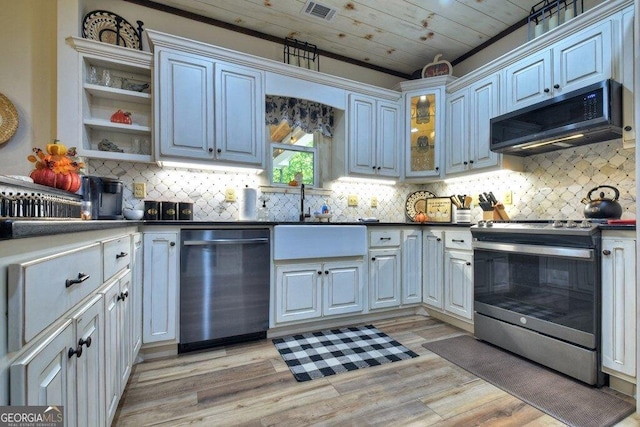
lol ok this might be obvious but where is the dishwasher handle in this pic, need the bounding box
[183,238,269,246]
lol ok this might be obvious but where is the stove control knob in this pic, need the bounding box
[580,220,592,228]
[552,220,564,228]
[477,220,486,227]
[566,220,577,228]
[486,220,494,227]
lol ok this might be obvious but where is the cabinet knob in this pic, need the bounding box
[602,249,611,255]
[436,238,441,242]
[170,242,176,246]
[118,290,129,301]
[553,84,560,89]
[68,346,83,359]
[372,166,376,170]
[217,148,222,154]
[116,251,128,259]
[79,337,92,348]
[466,262,472,266]
[371,257,376,261]
[469,160,474,164]
[544,88,550,93]
[208,148,214,153]
[463,161,468,165]
[317,271,323,275]
[624,126,632,132]
[377,166,381,170]
[435,166,439,171]
[324,270,329,275]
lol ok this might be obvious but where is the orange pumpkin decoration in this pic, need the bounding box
[415,212,428,223]
[110,109,132,125]
[27,140,84,193]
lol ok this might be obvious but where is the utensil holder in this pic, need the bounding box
[455,209,471,223]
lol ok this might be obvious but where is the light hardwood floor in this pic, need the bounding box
[114,315,640,426]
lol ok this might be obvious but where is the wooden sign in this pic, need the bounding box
[426,197,452,222]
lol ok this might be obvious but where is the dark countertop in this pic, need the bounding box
[0,219,473,240]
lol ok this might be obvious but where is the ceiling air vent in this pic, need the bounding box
[301,1,337,22]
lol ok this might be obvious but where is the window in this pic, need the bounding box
[271,129,317,186]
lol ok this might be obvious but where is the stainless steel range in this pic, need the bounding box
[471,220,605,386]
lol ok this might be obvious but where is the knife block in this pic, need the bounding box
[483,204,509,221]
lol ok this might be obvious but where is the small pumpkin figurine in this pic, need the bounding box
[415,211,428,223]
[110,109,132,125]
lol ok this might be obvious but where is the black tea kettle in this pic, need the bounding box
[582,185,623,219]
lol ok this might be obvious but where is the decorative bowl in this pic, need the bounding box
[123,209,144,220]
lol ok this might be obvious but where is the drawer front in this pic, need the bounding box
[369,230,401,248]
[8,243,102,350]
[445,231,472,251]
[103,235,132,281]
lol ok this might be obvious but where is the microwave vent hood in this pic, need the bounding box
[490,80,622,156]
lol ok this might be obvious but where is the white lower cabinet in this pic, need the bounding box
[601,233,636,382]
[102,271,133,424]
[423,230,444,309]
[275,260,364,324]
[369,228,422,310]
[10,294,105,427]
[142,231,179,344]
[423,229,473,322]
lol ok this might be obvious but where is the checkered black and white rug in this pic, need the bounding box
[273,324,419,382]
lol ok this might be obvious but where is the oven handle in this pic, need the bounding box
[472,241,594,259]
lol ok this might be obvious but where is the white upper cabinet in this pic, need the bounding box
[446,75,507,176]
[504,21,612,111]
[152,43,265,168]
[157,50,214,160]
[347,94,400,179]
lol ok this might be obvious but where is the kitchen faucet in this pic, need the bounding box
[299,183,310,222]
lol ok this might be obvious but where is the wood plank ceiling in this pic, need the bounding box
[131,0,549,77]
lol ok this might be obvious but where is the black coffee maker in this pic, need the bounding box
[82,176,124,220]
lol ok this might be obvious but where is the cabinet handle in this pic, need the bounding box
[466,262,472,266]
[624,126,632,131]
[79,337,92,348]
[217,148,222,154]
[544,88,550,93]
[118,290,129,301]
[379,237,391,241]
[208,148,214,153]
[170,242,176,246]
[116,251,128,259]
[66,272,90,288]
[602,249,611,255]
[553,84,560,89]
[68,346,83,359]
[452,239,465,243]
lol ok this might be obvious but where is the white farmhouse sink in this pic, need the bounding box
[274,225,367,260]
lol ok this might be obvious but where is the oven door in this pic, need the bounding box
[473,240,599,349]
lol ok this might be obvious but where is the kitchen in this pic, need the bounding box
[0,0,639,425]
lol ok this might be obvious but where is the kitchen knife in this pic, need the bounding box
[479,194,487,203]
[483,193,492,205]
[450,196,462,208]
[488,192,498,205]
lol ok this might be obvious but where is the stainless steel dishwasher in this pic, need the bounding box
[179,228,270,353]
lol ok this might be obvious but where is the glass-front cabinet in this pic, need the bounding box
[400,78,450,181]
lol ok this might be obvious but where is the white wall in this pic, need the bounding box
[0,1,56,177]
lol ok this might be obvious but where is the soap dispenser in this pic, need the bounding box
[321,200,330,214]
[257,200,270,221]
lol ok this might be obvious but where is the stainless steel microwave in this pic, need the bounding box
[490,79,622,156]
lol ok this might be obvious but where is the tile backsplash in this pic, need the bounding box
[88,139,635,223]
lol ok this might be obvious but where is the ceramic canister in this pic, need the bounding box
[161,201,177,220]
[178,202,193,220]
[143,200,159,220]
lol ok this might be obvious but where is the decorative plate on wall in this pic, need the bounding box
[405,190,436,221]
[0,93,19,145]
[82,10,143,50]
